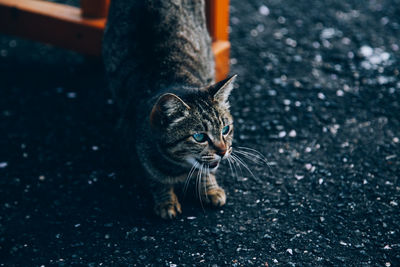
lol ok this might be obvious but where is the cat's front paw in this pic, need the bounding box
[204,187,226,207]
[154,199,182,219]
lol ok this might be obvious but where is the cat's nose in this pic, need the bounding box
[214,142,226,157]
[217,149,226,158]
[216,147,227,157]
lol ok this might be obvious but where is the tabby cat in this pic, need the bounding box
[103,0,236,219]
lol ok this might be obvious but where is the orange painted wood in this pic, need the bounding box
[0,0,230,79]
[206,0,230,79]
[213,41,230,82]
[206,0,230,42]
[81,0,109,18]
[0,0,105,56]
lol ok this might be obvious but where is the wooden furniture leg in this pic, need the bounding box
[206,0,231,81]
[0,0,230,79]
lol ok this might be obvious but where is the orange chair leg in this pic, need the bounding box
[206,0,231,81]
[0,0,230,80]
[81,0,110,18]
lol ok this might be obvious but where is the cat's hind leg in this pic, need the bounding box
[201,173,226,207]
[152,185,182,219]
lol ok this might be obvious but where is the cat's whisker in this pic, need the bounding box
[196,164,205,210]
[234,149,273,175]
[236,146,274,174]
[230,154,244,180]
[227,156,238,181]
[204,165,210,201]
[196,164,203,200]
[235,150,265,164]
[183,161,199,196]
[227,155,239,181]
[237,147,271,163]
[226,156,235,181]
[231,153,262,183]
[208,165,217,191]
[230,153,252,181]
[235,150,266,167]
[237,147,270,162]
[195,164,200,201]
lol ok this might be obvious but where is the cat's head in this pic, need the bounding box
[150,75,237,171]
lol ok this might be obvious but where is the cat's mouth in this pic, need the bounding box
[208,160,219,169]
[197,159,220,169]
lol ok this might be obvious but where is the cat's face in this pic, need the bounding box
[150,75,236,171]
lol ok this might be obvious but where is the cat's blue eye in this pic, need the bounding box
[193,133,206,142]
[222,125,230,135]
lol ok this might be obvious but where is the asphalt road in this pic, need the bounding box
[1,0,399,266]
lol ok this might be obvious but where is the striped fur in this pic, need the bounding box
[103,0,235,219]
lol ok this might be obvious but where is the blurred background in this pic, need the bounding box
[0,0,399,266]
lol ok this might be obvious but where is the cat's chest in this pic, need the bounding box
[164,174,188,184]
[164,168,205,185]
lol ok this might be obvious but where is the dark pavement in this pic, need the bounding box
[1,0,399,266]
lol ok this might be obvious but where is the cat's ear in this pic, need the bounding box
[209,74,237,108]
[150,93,190,128]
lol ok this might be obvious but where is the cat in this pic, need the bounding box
[103,0,236,219]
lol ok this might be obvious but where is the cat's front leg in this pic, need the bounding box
[201,173,226,207]
[151,183,182,219]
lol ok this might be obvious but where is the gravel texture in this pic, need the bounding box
[1,0,400,266]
